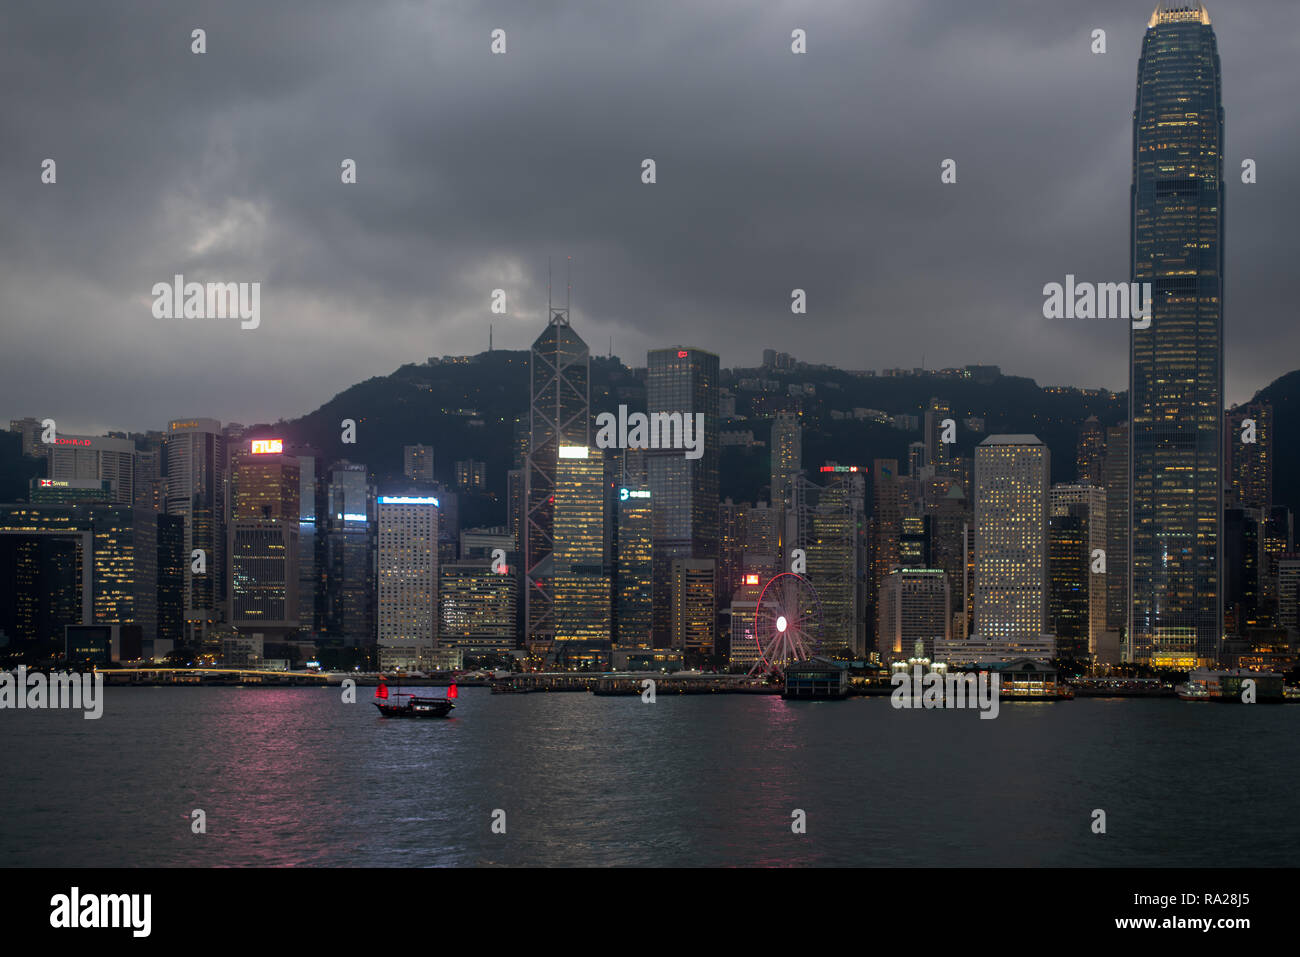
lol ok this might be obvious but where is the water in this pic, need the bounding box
[2,687,1295,866]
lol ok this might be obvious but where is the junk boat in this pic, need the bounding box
[373,677,457,718]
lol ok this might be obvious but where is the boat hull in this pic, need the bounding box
[373,698,454,718]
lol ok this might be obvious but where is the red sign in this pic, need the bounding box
[677,350,688,358]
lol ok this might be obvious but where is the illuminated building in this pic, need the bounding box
[455,459,486,491]
[615,485,654,649]
[227,442,300,640]
[1076,415,1105,486]
[403,444,434,484]
[1224,402,1271,513]
[647,346,719,647]
[974,435,1049,639]
[0,504,157,645]
[439,561,517,656]
[1129,2,1224,667]
[376,495,439,670]
[770,412,801,514]
[164,418,227,643]
[525,302,590,649]
[45,433,135,505]
[924,397,953,470]
[1103,422,1130,638]
[671,558,716,655]
[323,463,374,644]
[801,468,866,657]
[29,478,110,504]
[877,567,950,661]
[552,446,610,648]
[869,458,903,647]
[1049,484,1107,658]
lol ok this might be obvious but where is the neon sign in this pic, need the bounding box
[677,350,688,358]
[619,488,650,501]
[378,496,439,506]
[743,573,760,585]
[251,439,283,454]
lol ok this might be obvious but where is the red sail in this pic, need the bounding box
[447,683,458,699]
[375,681,388,700]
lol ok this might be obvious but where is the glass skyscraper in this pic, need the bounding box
[1129,2,1224,666]
[646,346,719,647]
[525,307,590,648]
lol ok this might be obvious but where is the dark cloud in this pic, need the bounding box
[2,0,1296,433]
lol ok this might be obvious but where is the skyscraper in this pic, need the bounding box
[323,462,374,644]
[646,346,719,646]
[974,435,1049,640]
[525,305,590,649]
[770,412,801,514]
[1049,484,1107,660]
[227,440,300,642]
[46,434,136,506]
[1129,2,1224,666]
[376,495,439,670]
[163,418,227,644]
[552,445,609,650]
[1224,401,1271,513]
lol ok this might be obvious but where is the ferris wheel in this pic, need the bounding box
[750,572,824,676]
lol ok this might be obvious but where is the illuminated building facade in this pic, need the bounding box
[647,347,719,647]
[525,306,590,648]
[615,486,654,649]
[1129,2,1224,666]
[975,435,1049,639]
[552,446,610,645]
[228,442,300,638]
[45,433,136,506]
[1049,484,1107,658]
[377,496,439,669]
[877,567,950,661]
[1224,402,1271,513]
[671,558,716,656]
[439,561,517,656]
[323,462,374,643]
[164,418,227,642]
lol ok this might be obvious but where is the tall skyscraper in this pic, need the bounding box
[646,346,719,646]
[974,435,1049,639]
[227,440,300,641]
[376,495,439,670]
[1130,2,1224,666]
[1049,484,1107,659]
[525,305,590,648]
[163,418,227,644]
[323,462,374,644]
[552,445,610,649]
[770,412,801,513]
[615,483,654,649]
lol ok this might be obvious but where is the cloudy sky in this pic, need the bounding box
[2,0,1297,434]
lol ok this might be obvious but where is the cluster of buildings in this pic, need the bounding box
[2,3,1295,677]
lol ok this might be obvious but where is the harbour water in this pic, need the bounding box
[2,686,1295,867]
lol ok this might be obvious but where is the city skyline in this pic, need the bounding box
[4,1,1299,436]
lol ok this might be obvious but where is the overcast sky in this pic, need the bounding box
[2,0,1297,434]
